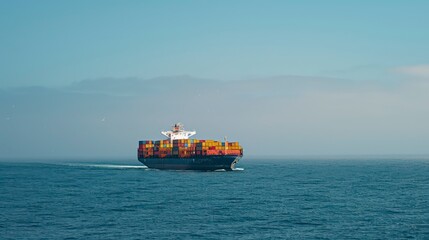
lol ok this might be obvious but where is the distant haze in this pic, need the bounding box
[1,75,429,160]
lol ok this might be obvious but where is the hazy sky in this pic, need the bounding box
[1,1,429,159]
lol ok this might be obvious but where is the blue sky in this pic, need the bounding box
[1,1,429,87]
[1,1,429,159]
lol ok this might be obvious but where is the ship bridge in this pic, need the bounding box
[161,123,196,140]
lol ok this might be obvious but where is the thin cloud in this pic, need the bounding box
[395,64,429,78]
[1,75,429,159]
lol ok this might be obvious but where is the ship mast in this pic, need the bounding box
[161,123,196,140]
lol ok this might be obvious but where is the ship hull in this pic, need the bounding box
[138,155,241,171]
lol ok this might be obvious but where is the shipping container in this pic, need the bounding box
[139,138,242,158]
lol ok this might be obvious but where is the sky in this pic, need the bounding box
[1,1,429,159]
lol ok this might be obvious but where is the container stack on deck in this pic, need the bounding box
[138,139,243,159]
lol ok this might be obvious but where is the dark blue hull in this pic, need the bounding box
[138,155,241,171]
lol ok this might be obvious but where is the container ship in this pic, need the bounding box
[137,123,243,170]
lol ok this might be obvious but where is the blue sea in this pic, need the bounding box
[1,158,428,239]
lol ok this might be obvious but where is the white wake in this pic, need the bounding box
[66,163,148,169]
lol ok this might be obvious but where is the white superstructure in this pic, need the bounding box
[161,123,196,140]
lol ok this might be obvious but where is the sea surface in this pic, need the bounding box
[1,158,428,239]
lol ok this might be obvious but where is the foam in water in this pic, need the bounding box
[66,163,148,169]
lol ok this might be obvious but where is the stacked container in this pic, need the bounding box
[138,139,243,158]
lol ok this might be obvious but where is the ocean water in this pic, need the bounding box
[1,159,428,239]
